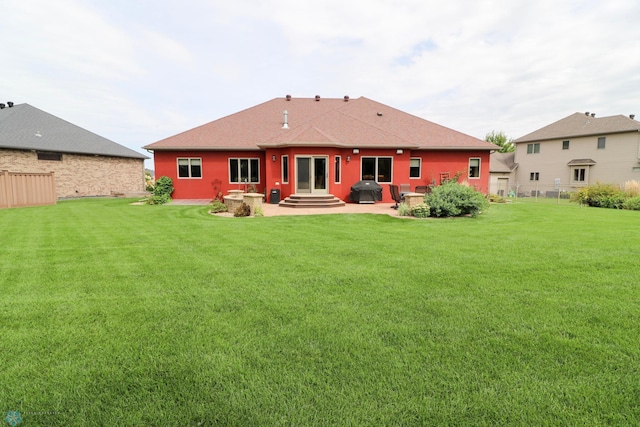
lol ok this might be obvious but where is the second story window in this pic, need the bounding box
[597,137,606,149]
[527,143,540,154]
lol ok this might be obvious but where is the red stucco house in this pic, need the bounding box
[143,96,497,203]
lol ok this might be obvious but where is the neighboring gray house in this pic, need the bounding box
[0,102,147,198]
[513,112,640,196]
[489,152,517,196]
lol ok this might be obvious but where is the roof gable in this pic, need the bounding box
[0,104,147,159]
[515,112,640,143]
[489,152,517,173]
[144,96,496,151]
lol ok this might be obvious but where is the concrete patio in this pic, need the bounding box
[169,199,403,217]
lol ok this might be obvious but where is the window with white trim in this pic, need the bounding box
[573,168,586,182]
[530,172,539,181]
[597,137,606,149]
[229,158,259,183]
[562,140,570,150]
[177,158,202,178]
[469,158,480,178]
[282,156,289,184]
[334,156,341,183]
[361,157,392,182]
[409,158,421,178]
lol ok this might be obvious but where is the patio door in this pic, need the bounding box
[296,156,328,194]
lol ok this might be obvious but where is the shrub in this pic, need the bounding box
[425,182,489,218]
[397,203,411,217]
[147,176,174,205]
[253,206,264,217]
[488,194,507,203]
[623,180,640,198]
[623,196,640,211]
[233,203,251,217]
[209,199,228,213]
[573,183,626,208]
[411,203,430,218]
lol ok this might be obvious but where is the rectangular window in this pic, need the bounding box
[562,140,570,150]
[282,155,289,183]
[573,168,586,182]
[334,156,341,183]
[177,158,202,178]
[409,158,421,178]
[530,172,539,181]
[597,137,606,149]
[469,158,480,178]
[361,157,392,182]
[229,158,259,183]
[37,152,62,161]
[527,143,540,154]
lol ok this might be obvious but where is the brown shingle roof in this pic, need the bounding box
[489,152,518,173]
[144,96,496,151]
[515,112,640,143]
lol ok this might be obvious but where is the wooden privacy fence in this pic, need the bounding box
[0,170,57,209]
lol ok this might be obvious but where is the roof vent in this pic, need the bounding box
[344,95,349,102]
[0,103,4,109]
[315,95,320,101]
[7,101,13,108]
[630,114,635,120]
[285,94,291,101]
[282,110,289,129]
[585,111,590,116]
[376,112,383,116]
[591,113,595,117]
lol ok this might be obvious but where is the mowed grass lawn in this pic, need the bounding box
[1,198,638,426]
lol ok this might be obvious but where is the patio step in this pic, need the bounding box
[279,194,346,208]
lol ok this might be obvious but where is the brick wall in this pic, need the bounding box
[0,149,145,198]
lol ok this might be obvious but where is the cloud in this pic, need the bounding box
[1,0,639,168]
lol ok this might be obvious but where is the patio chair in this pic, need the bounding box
[415,185,428,194]
[389,184,402,209]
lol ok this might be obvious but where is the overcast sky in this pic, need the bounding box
[2,0,639,168]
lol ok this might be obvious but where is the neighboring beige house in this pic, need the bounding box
[489,152,517,196]
[0,103,148,198]
[513,112,640,196]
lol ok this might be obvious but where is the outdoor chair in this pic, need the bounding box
[389,184,402,209]
[415,185,428,194]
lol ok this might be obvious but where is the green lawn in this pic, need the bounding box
[1,198,638,426]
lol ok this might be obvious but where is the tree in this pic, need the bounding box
[485,130,515,153]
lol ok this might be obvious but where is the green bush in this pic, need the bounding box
[209,199,228,213]
[488,194,507,203]
[397,203,411,217]
[425,182,489,218]
[253,206,264,217]
[623,196,640,210]
[147,176,174,205]
[233,203,251,217]
[573,183,625,208]
[411,203,430,218]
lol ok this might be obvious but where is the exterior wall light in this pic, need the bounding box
[346,155,351,162]
[272,155,277,161]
